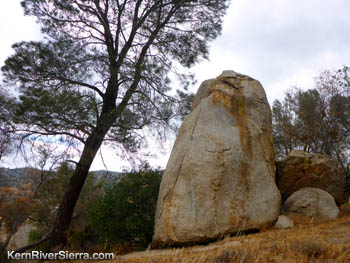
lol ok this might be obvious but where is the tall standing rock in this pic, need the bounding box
[152,71,281,247]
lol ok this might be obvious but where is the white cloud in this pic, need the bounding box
[1,0,350,170]
[191,0,350,104]
[0,1,41,69]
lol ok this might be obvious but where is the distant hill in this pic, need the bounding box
[0,168,34,188]
[0,168,122,188]
[90,170,123,186]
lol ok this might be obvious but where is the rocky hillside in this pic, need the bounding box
[0,168,122,188]
[89,170,122,186]
[0,168,33,188]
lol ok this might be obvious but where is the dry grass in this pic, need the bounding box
[117,215,350,263]
[11,212,350,263]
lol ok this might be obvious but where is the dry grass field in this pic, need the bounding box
[117,212,350,263]
[5,206,350,263]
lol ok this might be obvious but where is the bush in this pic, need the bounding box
[87,169,162,247]
[28,229,43,243]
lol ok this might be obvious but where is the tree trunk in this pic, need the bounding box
[0,229,17,255]
[47,113,115,249]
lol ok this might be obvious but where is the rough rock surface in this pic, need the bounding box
[152,70,281,247]
[274,215,294,229]
[276,150,346,204]
[7,221,35,250]
[283,187,340,223]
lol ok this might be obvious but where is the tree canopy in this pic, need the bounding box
[0,88,15,163]
[1,0,230,250]
[272,66,350,180]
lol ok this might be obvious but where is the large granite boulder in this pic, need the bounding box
[276,150,346,204]
[282,187,340,223]
[7,220,35,250]
[152,70,281,247]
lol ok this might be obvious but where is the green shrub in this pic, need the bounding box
[28,229,43,243]
[27,228,47,250]
[87,169,162,247]
[67,229,90,249]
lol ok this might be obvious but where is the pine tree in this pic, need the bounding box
[1,0,230,250]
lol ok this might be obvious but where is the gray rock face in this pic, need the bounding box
[276,150,346,204]
[283,187,340,223]
[152,70,281,247]
[274,215,294,229]
[7,220,35,250]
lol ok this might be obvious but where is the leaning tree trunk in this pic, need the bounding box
[0,229,17,255]
[47,111,116,249]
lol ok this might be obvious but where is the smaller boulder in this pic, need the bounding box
[283,187,340,223]
[274,215,294,229]
[276,150,345,204]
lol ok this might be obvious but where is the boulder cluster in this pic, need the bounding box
[152,71,346,247]
[276,150,344,226]
[276,150,345,205]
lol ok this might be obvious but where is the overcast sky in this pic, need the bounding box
[1,0,350,171]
